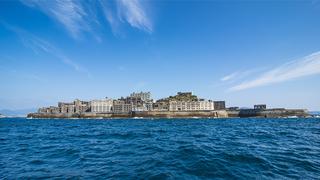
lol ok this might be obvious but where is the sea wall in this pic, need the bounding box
[133,110,228,118]
[27,112,130,119]
[28,109,309,119]
[227,109,309,118]
[27,110,228,119]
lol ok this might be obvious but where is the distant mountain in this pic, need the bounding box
[0,108,37,117]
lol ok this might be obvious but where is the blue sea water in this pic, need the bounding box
[0,118,320,179]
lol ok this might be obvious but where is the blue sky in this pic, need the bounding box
[1,0,320,111]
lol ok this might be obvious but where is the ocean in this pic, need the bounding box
[1,118,319,179]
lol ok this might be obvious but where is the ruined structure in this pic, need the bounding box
[28,91,309,119]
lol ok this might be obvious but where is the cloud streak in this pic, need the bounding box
[221,72,239,82]
[229,51,320,91]
[21,0,152,39]
[100,0,152,34]
[25,35,90,76]
[5,24,90,76]
[117,0,152,33]
[22,0,92,39]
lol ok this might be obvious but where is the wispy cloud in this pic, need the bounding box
[21,0,93,39]
[100,0,152,34]
[229,51,320,91]
[21,0,152,39]
[4,24,90,76]
[25,35,90,76]
[221,72,239,82]
[221,68,267,84]
[99,0,121,35]
[116,0,152,33]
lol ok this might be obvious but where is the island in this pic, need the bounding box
[27,91,309,119]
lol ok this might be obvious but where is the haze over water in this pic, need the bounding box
[1,118,320,179]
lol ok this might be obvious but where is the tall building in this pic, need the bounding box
[74,99,90,113]
[58,100,90,114]
[38,106,59,114]
[130,91,151,102]
[127,92,154,111]
[58,102,75,114]
[213,101,226,110]
[90,98,113,113]
[113,100,132,113]
[145,101,153,111]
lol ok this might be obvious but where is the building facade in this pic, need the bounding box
[113,100,132,113]
[90,99,113,113]
[153,101,169,111]
[58,102,75,114]
[38,106,60,114]
[58,100,90,114]
[34,92,228,115]
[130,91,151,102]
[213,101,226,110]
[74,99,90,113]
[169,100,214,111]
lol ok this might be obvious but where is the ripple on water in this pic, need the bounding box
[1,118,320,179]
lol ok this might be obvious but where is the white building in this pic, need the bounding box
[90,99,113,113]
[131,102,153,112]
[169,100,214,111]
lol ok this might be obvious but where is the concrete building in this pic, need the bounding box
[58,100,90,114]
[113,100,132,113]
[38,106,60,114]
[130,91,151,102]
[153,101,169,111]
[130,102,153,111]
[125,96,144,106]
[169,100,214,111]
[214,101,226,110]
[111,92,154,113]
[254,104,267,110]
[58,102,74,114]
[33,92,229,116]
[74,99,90,113]
[90,98,113,113]
[145,102,153,111]
[126,94,154,112]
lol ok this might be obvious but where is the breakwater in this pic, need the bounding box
[133,110,228,118]
[27,110,228,118]
[227,109,308,118]
[27,109,309,118]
